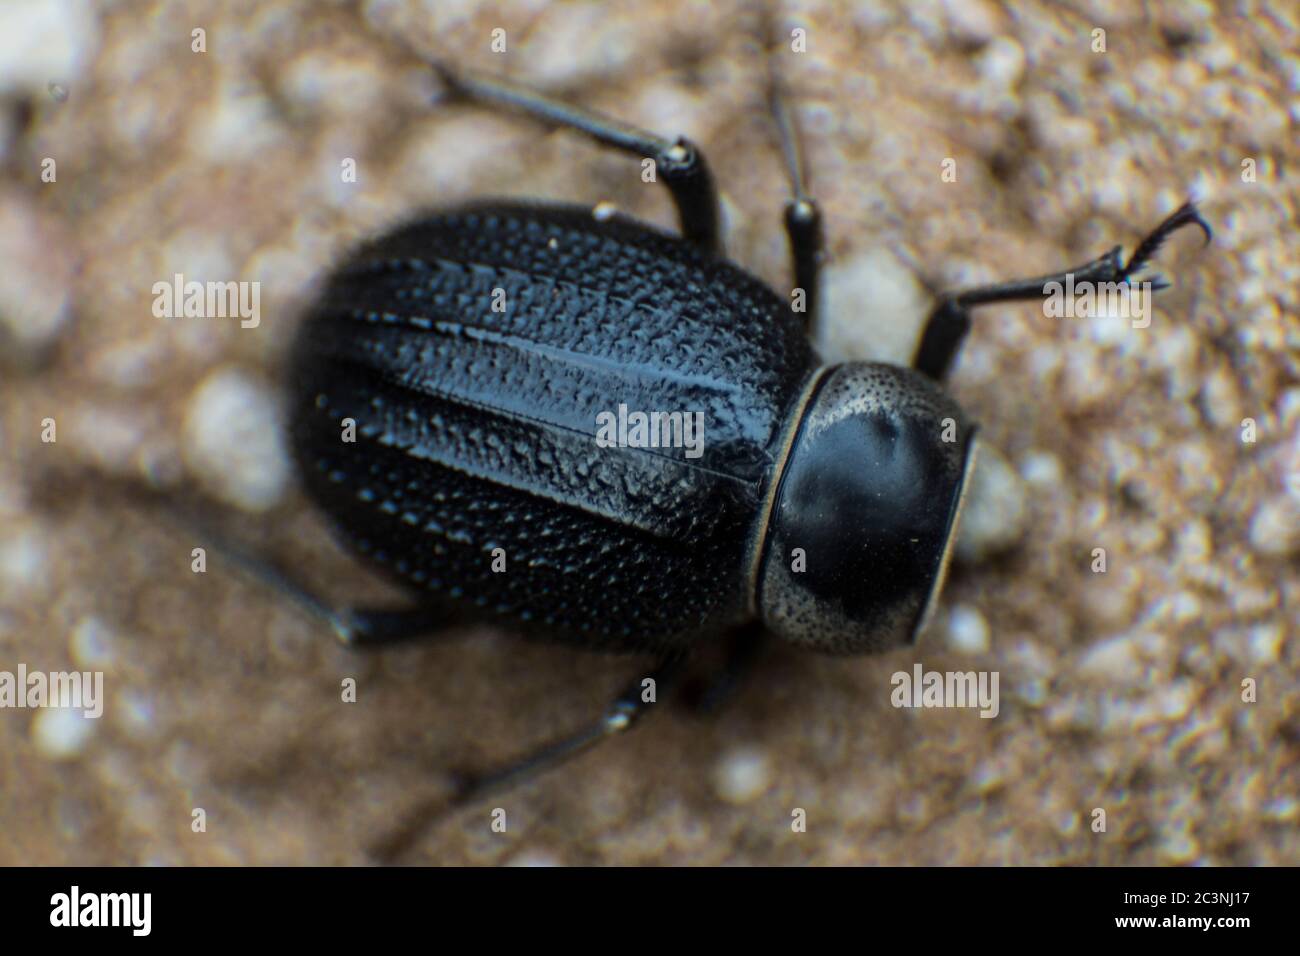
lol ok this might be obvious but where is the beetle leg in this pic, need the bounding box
[432,61,721,253]
[368,652,690,862]
[767,53,824,334]
[254,565,449,647]
[784,199,824,334]
[686,621,768,715]
[182,514,451,647]
[247,562,454,647]
[262,569,454,647]
[912,299,973,382]
[913,201,1212,380]
[329,605,450,647]
[448,651,689,804]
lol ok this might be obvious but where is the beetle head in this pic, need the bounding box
[757,362,977,653]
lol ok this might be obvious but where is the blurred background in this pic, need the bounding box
[0,0,1296,864]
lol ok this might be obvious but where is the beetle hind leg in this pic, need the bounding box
[450,652,689,803]
[913,200,1212,381]
[432,61,721,253]
[368,652,691,862]
[184,513,452,647]
[684,621,768,715]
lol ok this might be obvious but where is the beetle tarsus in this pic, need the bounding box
[914,200,1213,380]
[1118,199,1213,281]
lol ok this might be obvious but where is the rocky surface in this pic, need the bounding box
[0,0,1296,865]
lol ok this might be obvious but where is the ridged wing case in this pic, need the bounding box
[290,202,815,651]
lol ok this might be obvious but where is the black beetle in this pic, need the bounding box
[276,62,1210,806]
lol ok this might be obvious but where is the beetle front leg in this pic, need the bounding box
[784,198,824,333]
[913,201,1212,381]
[433,62,721,253]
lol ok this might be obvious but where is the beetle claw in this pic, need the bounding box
[1120,199,1212,281]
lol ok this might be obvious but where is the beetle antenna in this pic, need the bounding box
[760,6,811,202]
[767,66,809,202]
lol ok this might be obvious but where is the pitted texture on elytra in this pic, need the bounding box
[291,202,815,650]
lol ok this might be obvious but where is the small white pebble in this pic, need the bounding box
[116,690,156,738]
[182,366,290,512]
[592,201,618,221]
[1055,811,1080,836]
[0,0,99,98]
[1158,826,1199,864]
[977,37,1025,88]
[69,404,150,474]
[955,443,1027,563]
[88,336,165,389]
[1018,450,1063,487]
[506,850,562,867]
[820,247,928,365]
[69,615,116,669]
[943,0,999,44]
[1247,622,1282,664]
[946,604,990,654]
[1248,497,1300,556]
[712,746,772,804]
[186,80,283,161]
[1262,797,1298,821]
[1014,678,1048,708]
[1077,633,1140,680]
[31,708,96,759]
[0,526,48,597]
[1150,682,1195,723]
[971,759,1006,793]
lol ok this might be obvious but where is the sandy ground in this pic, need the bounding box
[0,0,1297,865]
